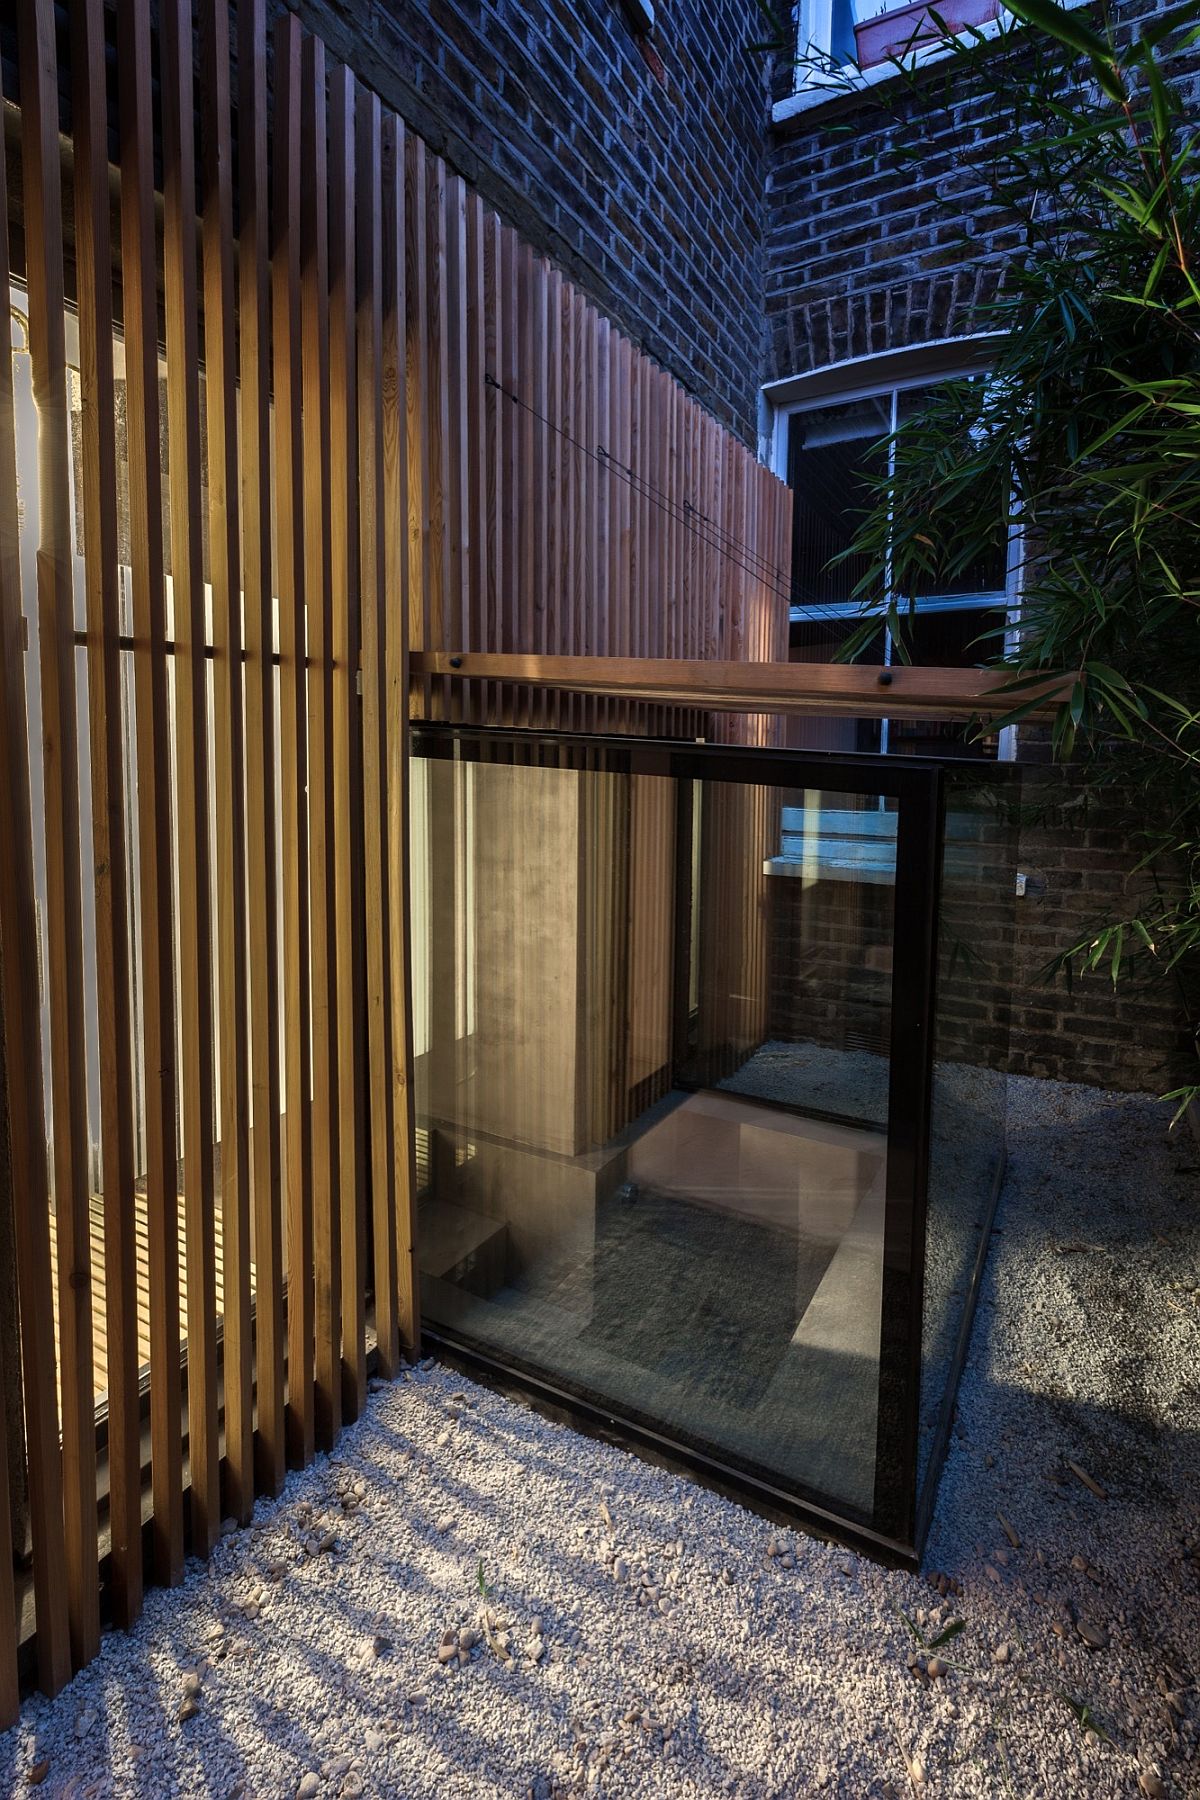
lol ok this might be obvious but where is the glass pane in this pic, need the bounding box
[896,382,1008,599]
[788,396,891,612]
[919,765,1020,1503]
[413,747,899,1522]
[886,607,1005,760]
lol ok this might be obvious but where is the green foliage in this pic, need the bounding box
[794,1,1200,1100]
[892,1601,968,1648]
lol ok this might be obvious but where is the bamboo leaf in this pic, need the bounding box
[1004,0,1111,60]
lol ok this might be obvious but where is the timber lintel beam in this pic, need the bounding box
[410,652,1070,723]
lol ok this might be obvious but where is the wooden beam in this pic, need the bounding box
[409,652,1068,723]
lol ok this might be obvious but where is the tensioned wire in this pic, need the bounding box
[483,371,855,631]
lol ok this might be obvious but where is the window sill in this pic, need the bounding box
[771,0,1091,124]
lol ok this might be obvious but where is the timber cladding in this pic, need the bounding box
[0,0,791,1705]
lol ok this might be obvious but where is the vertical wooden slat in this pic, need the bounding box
[383,110,420,1354]
[531,259,550,703]
[615,336,632,727]
[499,229,519,692]
[301,33,341,1455]
[594,314,610,727]
[161,0,220,1559]
[118,0,184,1588]
[405,131,430,716]
[465,194,488,682]
[543,267,562,729]
[483,209,502,726]
[239,0,286,1501]
[272,12,315,1471]
[19,0,100,1665]
[199,0,253,1524]
[444,175,469,721]
[559,281,576,733]
[360,91,398,1377]
[329,63,366,1423]
[516,243,535,727]
[426,158,450,721]
[0,32,71,1696]
[0,1309,17,1723]
[72,0,141,1629]
[570,293,587,731]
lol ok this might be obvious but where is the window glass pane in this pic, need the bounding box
[896,382,1008,599]
[886,607,1003,759]
[788,395,890,612]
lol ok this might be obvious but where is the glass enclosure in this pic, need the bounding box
[411,726,1020,1557]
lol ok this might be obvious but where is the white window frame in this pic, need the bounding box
[761,336,1022,758]
[773,0,1092,121]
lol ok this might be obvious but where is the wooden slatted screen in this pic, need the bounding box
[0,0,790,1703]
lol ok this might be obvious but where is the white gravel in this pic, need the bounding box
[1,1074,1197,1799]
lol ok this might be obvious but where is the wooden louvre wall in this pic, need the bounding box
[403,154,791,741]
[0,0,791,1706]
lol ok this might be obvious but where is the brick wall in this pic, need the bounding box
[288,0,773,442]
[762,11,1198,1094]
[1008,768,1197,1091]
[763,777,1196,1094]
[764,2,1199,381]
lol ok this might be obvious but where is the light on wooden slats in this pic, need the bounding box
[425,156,449,721]
[272,12,315,1472]
[381,108,420,1354]
[0,49,71,1698]
[498,226,519,706]
[357,88,398,1377]
[18,0,100,1667]
[464,193,488,713]
[443,173,469,725]
[516,244,537,729]
[161,0,220,1561]
[328,62,366,1423]
[0,1287,18,1723]
[300,31,341,1455]
[70,0,141,1629]
[239,0,286,1503]
[199,0,253,1525]
[117,0,184,1587]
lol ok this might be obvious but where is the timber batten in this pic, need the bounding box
[410,653,1067,723]
[0,0,795,1696]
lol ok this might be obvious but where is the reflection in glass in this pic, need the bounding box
[918,768,1019,1511]
[413,749,899,1521]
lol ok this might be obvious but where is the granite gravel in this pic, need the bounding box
[0,1073,1196,1799]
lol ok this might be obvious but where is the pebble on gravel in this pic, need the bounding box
[0,1078,1192,1800]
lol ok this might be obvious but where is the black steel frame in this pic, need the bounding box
[411,722,998,1562]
